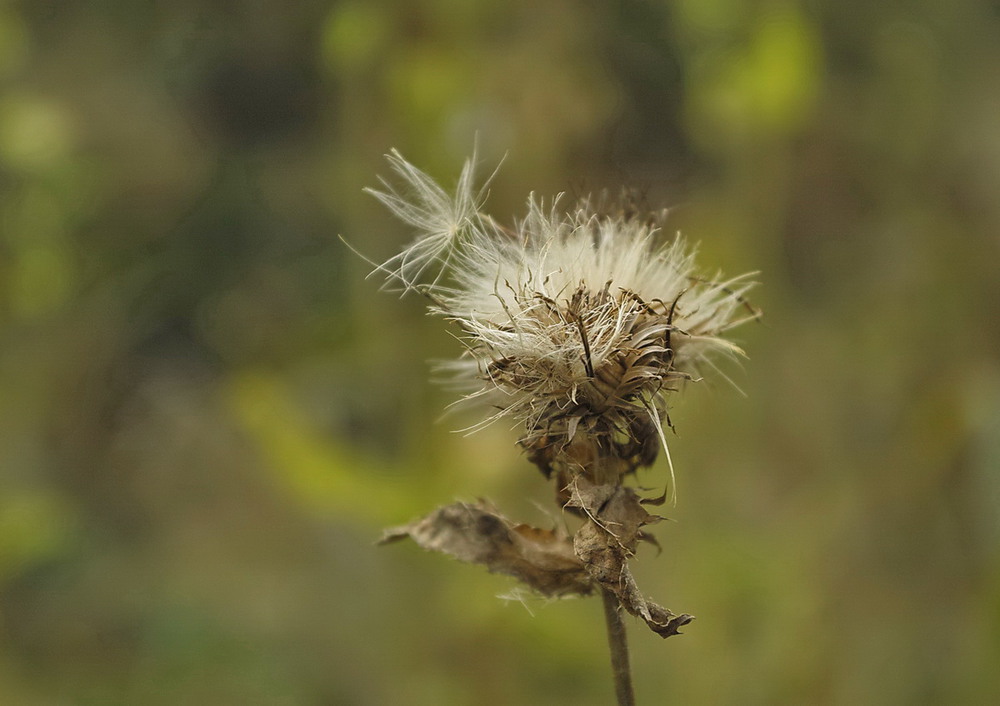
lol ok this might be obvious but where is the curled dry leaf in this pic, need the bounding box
[380,501,593,598]
[567,477,695,638]
[381,493,693,638]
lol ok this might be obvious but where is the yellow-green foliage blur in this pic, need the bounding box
[1,1,998,704]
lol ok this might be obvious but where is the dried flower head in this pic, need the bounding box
[365,150,758,493]
[367,150,763,655]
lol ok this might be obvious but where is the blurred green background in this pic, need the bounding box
[1,0,998,704]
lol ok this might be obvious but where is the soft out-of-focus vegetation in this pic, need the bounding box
[1,1,998,704]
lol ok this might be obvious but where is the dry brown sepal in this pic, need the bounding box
[381,490,693,638]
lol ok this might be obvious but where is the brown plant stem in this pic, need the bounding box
[602,588,635,706]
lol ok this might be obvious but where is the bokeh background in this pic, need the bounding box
[1,0,999,704]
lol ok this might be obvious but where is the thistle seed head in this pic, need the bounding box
[365,152,759,488]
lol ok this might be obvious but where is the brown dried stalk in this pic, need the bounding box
[603,589,635,706]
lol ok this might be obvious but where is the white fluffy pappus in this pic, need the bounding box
[364,150,759,492]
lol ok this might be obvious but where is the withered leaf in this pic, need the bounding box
[569,479,693,638]
[380,501,594,598]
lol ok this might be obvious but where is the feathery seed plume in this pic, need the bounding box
[365,151,758,493]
